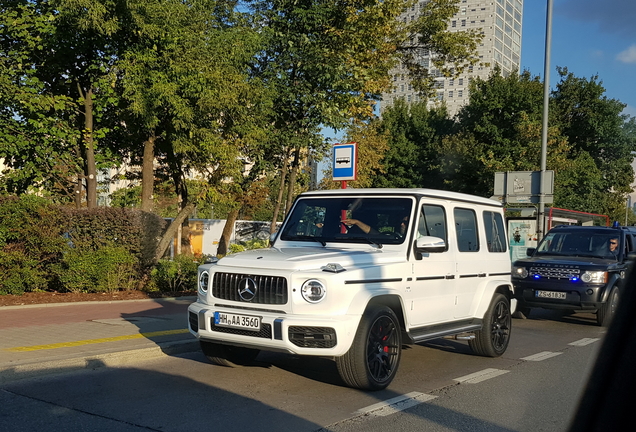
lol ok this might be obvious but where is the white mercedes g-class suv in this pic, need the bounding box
[188,188,514,390]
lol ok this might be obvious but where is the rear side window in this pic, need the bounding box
[483,211,507,252]
[454,208,479,252]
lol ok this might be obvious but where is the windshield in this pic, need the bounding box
[535,230,620,259]
[279,196,414,246]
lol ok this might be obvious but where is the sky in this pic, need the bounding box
[319,0,636,179]
[521,0,636,117]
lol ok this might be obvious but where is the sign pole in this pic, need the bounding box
[333,143,357,233]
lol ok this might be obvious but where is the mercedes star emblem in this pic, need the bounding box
[238,277,258,302]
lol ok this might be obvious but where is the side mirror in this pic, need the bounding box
[526,247,536,256]
[414,236,446,253]
[269,232,278,244]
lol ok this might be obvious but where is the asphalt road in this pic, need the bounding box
[1,309,605,432]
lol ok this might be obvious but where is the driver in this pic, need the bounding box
[340,217,378,235]
[609,237,619,256]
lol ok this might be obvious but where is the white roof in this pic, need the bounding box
[301,188,502,207]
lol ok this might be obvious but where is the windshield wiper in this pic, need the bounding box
[290,235,326,246]
[348,236,383,249]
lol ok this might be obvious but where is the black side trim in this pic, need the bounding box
[406,319,483,344]
[345,278,402,285]
[489,272,511,276]
[459,274,479,279]
[416,276,445,281]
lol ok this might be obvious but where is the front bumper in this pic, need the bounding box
[514,280,605,311]
[187,301,361,357]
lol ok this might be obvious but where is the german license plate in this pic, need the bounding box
[535,290,566,299]
[214,312,261,331]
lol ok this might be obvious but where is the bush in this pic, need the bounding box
[62,207,166,268]
[0,195,68,295]
[0,251,49,295]
[55,246,137,293]
[150,254,199,293]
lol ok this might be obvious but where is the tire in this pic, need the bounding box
[597,286,619,327]
[469,293,512,357]
[336,306,402,391]
[200,341,260,367]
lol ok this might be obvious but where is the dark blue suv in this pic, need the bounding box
[512,225,636,326]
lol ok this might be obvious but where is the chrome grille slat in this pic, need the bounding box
[530,265,581,280]
[212,272,288,305]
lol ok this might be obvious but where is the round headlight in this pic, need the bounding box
[513,266,528,278]
[301,279,326,303]
[198,270,209,294]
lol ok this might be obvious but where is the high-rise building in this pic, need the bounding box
[381,0,523,116]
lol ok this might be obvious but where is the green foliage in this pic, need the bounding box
[372,99,454,188]
[63,207,166,268]
[226,238,269,255]
[228,243,246,254]
[0,250,49,295]
[109,186,142,208]
[55,246,137,293]
[150,255,199,293]
[370,67,636,223]
[0,195,68,294]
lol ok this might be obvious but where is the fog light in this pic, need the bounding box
[586,289,594,295]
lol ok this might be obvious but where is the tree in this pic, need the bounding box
[0,1,82,200]
[250,0,413,229]
[371,98,453,188]
[551,67,636,219]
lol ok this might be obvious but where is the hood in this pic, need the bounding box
[514,255,618,267]
[215,246,405,272]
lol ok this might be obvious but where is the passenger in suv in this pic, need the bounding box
[188,188,515,390]
[512,225,636,326]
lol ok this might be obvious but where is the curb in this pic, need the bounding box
[0,339,200,385]
[0,296,197,311]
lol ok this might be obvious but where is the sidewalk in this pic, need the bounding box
[0,296,199,384]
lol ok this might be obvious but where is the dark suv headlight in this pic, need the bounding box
[512,266,528,278]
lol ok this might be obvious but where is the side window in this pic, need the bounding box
[418,204,448,248]
[483,211,507,252]
[454,208,479,252]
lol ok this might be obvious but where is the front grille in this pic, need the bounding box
[210,321,272,339]
[289,326,337,348]
[530,265,581,280]
[212,272,288,305]
[189,312,198,331]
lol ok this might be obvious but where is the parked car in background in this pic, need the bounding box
[188,188,515,390]
[512,224,636,326]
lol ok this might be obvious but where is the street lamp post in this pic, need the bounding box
[538,0,553,242]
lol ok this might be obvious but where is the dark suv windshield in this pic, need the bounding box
[280,196,414,246]
[535,230,620,259]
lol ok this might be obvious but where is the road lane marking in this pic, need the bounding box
[521,351,563,361]
[356,392,437,417]
[569,338,600,346]
[5,329,189,352]
[453,368,509,384]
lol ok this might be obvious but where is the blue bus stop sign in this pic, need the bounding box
[332,142,357,181]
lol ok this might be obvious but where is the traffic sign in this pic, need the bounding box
[332,142,357,181]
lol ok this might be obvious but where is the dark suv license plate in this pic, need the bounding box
[535,290,566,299]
